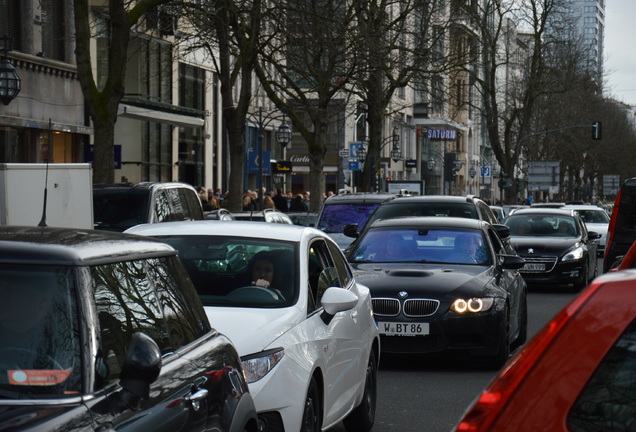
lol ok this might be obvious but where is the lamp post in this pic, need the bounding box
[247,108,292,210]
[0,36,21,106]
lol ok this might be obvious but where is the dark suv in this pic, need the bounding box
[316,192,398,249]
[345,195,499,239]
[604,177,636,272]
[93,182,204,232]
[0,227,258,432]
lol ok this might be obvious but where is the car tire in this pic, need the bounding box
[343,350,377,432]
[573,263,589,292]
[301,377,322,432]
[511,293,528,351]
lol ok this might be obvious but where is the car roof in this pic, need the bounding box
[0,226,176,265]
[562,205,606,211]
[126,220,326,242]
[383,195,483,204]
[368,216,487,230]
[322,192,398,205]
[93,182,197,191]
[506,208,575,216]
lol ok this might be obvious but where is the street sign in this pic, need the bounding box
[349,161,361,171]
[339,149,349,157]
[480,166,491,177]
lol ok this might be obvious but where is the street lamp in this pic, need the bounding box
[248,108,292,210]
[0,36,21,106]
[356,128,401,163]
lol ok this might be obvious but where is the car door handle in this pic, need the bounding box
[351,310,359,323]
[186,388,209,411]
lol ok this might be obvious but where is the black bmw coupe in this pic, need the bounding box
[346,216,527,367]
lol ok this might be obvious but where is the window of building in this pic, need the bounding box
[41,0,68,62]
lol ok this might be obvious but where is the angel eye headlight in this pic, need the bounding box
[451,298,495,314]
[241,348,284,383]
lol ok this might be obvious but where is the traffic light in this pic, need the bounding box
[592,121,602,140]
[444,153,456,182]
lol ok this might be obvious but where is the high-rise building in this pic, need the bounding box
[569,0,605,86]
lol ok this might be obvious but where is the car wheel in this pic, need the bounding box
[510,293,527,351]
[343,350,377,432]
[573,263,589,292]
[488,304,510,369]
[301,377,321,432]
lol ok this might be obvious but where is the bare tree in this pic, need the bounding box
[253,0,358,211]
[73,0,177,184]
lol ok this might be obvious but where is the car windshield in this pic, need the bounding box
[0,265,81,397]
[156,236,298,308]
[316,203,380,233]
[349,228,491,265]
[505,214,579,237]
[93,189,150,231]
[366,202,479,228]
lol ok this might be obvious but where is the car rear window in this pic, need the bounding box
[317,203,381,233]
[93,189,150,231]
[366,202,479,228]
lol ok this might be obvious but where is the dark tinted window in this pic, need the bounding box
[308,240,340,314]
[367,201,479,228]
[92,260,171,385]
[568,319,636,431]
[179,188,204,220]
[155,188,185,222]
[93,189,150,231]
[0,265,81,396]
[147,256,210,348]
[327,240,352,287]
[317,203,381,233]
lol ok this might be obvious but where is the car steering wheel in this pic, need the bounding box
[230,286,284,301]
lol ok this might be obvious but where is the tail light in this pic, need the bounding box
[454,281,602,432]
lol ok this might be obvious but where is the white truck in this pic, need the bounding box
[0,163,93,229]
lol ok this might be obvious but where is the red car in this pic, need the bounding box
[454,269,636,432]
[609,238,636,271]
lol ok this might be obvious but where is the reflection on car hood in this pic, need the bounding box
[510,237,580,256]
[204,307,302,356]
[350,263,496,298]
[0,402,87,430]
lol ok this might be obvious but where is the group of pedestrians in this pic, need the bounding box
[198,186,329,212]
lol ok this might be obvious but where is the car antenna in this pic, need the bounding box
[38,158,50,227]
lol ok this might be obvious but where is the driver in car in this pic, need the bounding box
[249,251,283,298]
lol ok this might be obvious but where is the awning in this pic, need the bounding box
[118,104,204,128]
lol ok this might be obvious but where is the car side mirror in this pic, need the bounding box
[119,332,162,410]
[343,224,359,238]
[321,287,358,321]
[499,254,526,270]
[492,224,510,239]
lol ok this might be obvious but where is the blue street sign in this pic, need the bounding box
[349,161,360,171]
[480,166,491,177]
[247,151,271,174]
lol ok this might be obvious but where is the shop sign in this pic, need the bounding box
[427,129,456,140]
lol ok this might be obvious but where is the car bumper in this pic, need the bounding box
[375,300,506,358]
[519,259,586,285]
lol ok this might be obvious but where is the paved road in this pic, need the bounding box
[328,285,580,432]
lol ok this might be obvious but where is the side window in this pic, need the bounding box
[154,189,173,223]
[166,188,186,221]
[327,240,352,287]
[145,256,210,350]
[179,188,204,220]
[307,240,340,314]
[478,202,498,224]
[91,260,170,386]
[568,319,636,431]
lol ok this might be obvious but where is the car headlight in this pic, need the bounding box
[241,348,284,383]
[562,246,585,262]
[450,298,495,314]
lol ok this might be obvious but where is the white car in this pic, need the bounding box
[563,205,610,256]
[127,221,380,432]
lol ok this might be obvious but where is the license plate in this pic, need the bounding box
[378,322,430,336]
[522,263,545,271]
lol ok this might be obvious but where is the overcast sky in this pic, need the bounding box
[604,0,636,105]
